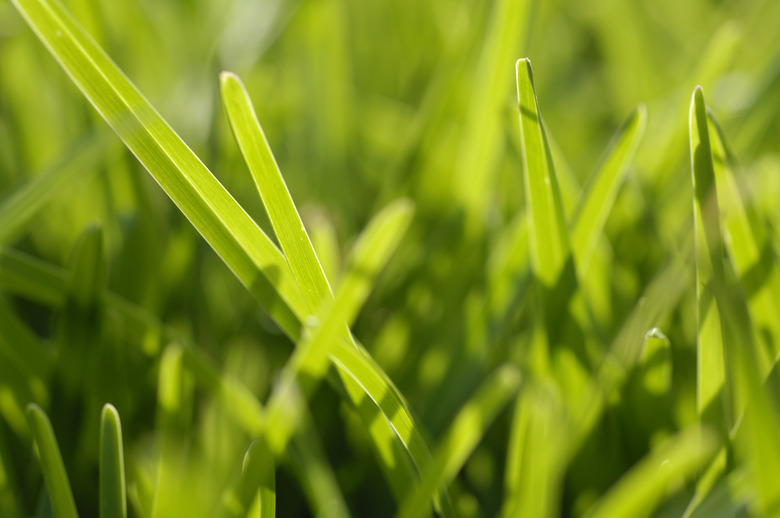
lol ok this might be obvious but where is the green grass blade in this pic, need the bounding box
[690,86,730,433]
[582,426,718,518]
[265,199,413,455]
[396,365,521,518]
[454,0,533,222]
[99,404,127,518]
[502,380,566,518]
[220,71,332,310]
[570,105,646,273]
[707,110,780,362]
[25,403,79,518]
[0,247,66,306]
[0,133,104,245]
[516,58,571,289]
[9,0,307,338]
[218,439,275,518]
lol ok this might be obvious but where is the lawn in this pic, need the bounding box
[1,0,780,517]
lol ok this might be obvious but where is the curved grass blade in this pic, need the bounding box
[9,0,308,339]
[99,404,126,518]
[26,403,79,518]
[516,58,571,289]
[582,426,718,518]
[217,439,275,518]
[396,365,521,518]
[570,105,646,274]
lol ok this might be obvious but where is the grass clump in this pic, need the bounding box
[1,0,780,517]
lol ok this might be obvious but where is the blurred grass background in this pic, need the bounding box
[2,0,780,516]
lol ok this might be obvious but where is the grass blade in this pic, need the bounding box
[220,71,332,310]
[516,58,571,289]
[218,439,275,518]
[26,403,79,518]
[9,0,308,338]
[99,404,126,518]
[264,199,413,455]
[396,365,521,518]
[690,86,730,433]
[570,105,646,273]
[582,426,718,518]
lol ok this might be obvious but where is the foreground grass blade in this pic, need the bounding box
[26,403,79,518]
[99,404,126,518]
[516,58,571,289]
[570,105,646,273]
[220,72,332,309]
[264,199,414,454]
[9,0,308,338]
[396,365,521,518]
[583,426,718,518]
[690,86,730,433]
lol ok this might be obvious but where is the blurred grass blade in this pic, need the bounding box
[26,403,79,518]
[9,0,308,338]
[707,110,780,362]
[0,133,103,245]
[396,365,521,518]
[265,200,413,454]
[99,404,126,518]
[220,71,332,309]
[0,247,66,306]
[218,439,275,518]
[690,86,730,433]
[516,58,571,289]
[454,0,533,223]
[570,105,646,273]
[583,426,718,518]
[502,380,566,518]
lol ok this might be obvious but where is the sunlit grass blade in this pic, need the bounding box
[570,105,646,273]
[690,86,730,434]
[99,404,126,518]
[9,0,308,338]
[502,380,566,518]
[396,365,521,518]
[220,71,332,309]
[582,426,719,518]
[264,199,413,454]
[217,439,275,518]
[26,403,79,518]
[685,469,749,518]
[516,57,571,289]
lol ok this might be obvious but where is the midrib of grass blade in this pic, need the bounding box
[570,105,646,274]
[516,58,571,289]
[220,72,332,311]
[708,111,780,362]
[99,404,127,518]
[582,426,718,518]
[396,365,521,518]
[690,86,731,434]
[26,403,79,518]
[9,0,308,339]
